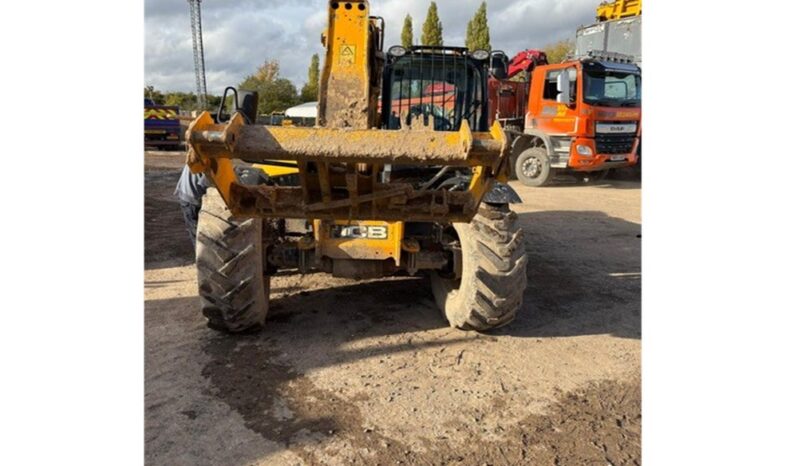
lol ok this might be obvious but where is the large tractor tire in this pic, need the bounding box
[515,146,555,187]
[195,188,269,333]
[431,204,528,331]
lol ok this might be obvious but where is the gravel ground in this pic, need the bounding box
[145,151,641,465]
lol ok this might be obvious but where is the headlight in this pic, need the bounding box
[472,49,490,60]
[388,46,407,57]
[576,145,593,156]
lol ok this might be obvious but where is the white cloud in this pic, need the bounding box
[145,0,597,94]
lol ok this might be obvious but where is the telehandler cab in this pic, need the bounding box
[185,0,528,333]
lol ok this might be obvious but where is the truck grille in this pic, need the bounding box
[595,133,636,154]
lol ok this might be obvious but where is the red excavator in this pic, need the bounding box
[489,48,641,186]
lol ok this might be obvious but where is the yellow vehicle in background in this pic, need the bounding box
[185,0,527,334]
[596,0,641,22]
[578,0,642,65]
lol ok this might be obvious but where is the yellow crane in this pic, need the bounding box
[596,0,642,22]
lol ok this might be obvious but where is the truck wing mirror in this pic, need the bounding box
[489,51,509,80]
[556,71,571,105]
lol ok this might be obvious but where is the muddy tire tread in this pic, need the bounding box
[195,188,268,333]
[432,204,528,331]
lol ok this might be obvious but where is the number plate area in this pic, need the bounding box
[315,220,403,266]
[610,154,627,161]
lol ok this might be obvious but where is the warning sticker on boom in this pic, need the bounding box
[339,44,356,66]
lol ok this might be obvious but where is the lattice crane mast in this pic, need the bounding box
[187,0,208,108]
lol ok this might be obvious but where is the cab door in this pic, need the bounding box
[534,64,579,135]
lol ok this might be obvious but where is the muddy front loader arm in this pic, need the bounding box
[186,112,510,222]
[185,0,511,223]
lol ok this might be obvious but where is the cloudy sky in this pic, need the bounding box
[145,0,597,94]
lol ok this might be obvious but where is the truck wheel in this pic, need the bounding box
[195,188,269,333]
[431,204,528,331]
[515,147,555,187]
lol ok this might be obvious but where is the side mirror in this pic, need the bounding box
[489,51,509,80]
[237,90,260,124]
[556,71,571,104]
[217,87,260,124]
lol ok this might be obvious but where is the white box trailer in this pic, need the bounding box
[575,16,642,66]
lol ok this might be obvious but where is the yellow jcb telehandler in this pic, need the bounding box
[185,0,528,333]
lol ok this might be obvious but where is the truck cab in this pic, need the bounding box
[514,52,641,186]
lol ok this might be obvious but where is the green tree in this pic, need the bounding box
[401,14,414,48]
[543,39,574,64]
[165,92,205,111]
[144,87,223,112]
[164,93,188,108]
[300,54,321,102]
[144,86,165,104]
[466,19,473,51]
[255,59,280,82]
[465,2,490,52]
[206,94,222,110]
[421,2,443,46]
[239,59,300,115]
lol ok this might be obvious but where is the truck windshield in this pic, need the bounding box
[583,69,641,107]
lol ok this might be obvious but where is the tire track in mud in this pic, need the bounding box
[202,335,421,465]
[203,334,640,466]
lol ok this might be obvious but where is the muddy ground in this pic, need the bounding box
[145,151,641,465]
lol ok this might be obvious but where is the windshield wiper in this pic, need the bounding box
[587,99,623,107]
[619,100,641,107]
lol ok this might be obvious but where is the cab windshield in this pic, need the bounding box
[382,52,486,132]
[583,69,641,107]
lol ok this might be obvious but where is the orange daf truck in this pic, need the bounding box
[498,51,641,186]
